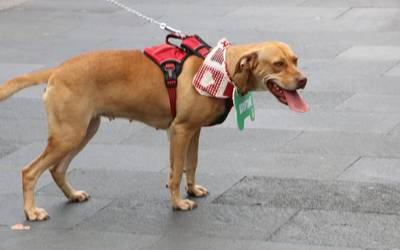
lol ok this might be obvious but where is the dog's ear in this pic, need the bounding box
[233,51,259,95]
[234,51,259,75]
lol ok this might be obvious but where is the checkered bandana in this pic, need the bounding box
[192,38,234,98]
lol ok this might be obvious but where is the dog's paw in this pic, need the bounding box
[24,207,49,221]
[69,190,90,202]
[172,199,197,211]
[187,184,209,197]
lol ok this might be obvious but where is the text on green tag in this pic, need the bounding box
[233,88,255,130]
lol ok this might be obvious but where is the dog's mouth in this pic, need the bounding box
[266,80,309,112]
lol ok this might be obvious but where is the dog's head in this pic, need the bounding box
[232,41,308,112]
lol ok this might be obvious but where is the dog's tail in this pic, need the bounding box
[0,67,56,101]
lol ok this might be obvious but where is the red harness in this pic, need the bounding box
[144,34,233,125]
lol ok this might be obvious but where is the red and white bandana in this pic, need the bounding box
[193,38,234,98]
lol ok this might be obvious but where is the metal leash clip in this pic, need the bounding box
[159,23,186,38]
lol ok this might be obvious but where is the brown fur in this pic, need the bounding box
[0,41,305,221]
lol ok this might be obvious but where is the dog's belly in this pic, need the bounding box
[95,79,173,129]
[99,109,172,129]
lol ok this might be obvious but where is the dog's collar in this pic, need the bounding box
[224,46,235,97]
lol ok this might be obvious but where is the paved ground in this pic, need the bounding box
[1,0,400,249]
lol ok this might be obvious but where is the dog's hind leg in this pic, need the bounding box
[22,124,88,221]
[185,129,209,197]
[49,116,100,202]
[22,81,93,221]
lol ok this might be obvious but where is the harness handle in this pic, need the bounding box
[166,33,184,48]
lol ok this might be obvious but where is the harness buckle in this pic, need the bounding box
[163,62,178,88]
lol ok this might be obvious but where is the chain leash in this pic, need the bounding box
[106,0,186,37]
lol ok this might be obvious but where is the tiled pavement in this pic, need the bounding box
[0,0,400,249]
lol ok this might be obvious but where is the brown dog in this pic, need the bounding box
[0,41,307,221]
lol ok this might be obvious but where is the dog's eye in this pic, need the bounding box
[293,58,298,65]
[273,61,285,67]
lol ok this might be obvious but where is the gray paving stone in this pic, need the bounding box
[271,210,400,249]
[0,142,46,169]
[155,9,353,34]
[301,60,398,93]
[0,118,47,144]
[164,205,296,240]
[388,123,400,136]
[1,43,107,66]
[0,142,17,159]
[114,123,168,146]
[307,75,400,94]
[74,201,173,235]
[214,176,400,215]
[0,9,82,38]
[129,2,237,18]
[289,42,350,60]
[301,0,400,8]
[338,157,400,184]
[228,6,347,20]
[0,194,111,229]
[130,0,306,7]
[385,63,400,76]
[223,7,352,32]
[0,116,153,145]
[0,0,28,10]
[38,169,244,205]
[19,0,120,13]
[220,109,400,134]
[0,228,161,250]
[150,235,362,250]
[0,33,108,65]
[303,59,395,77]
[0,142,168,172]
[335,8,400,32]
[91,119,157,145]
[57,13,158,42]
[262,30,400,49]
[123,127,301,152]
[202,31,349,59]
[195,150,358,180]
[335,93,400,113]
[71,144,168,172]
[76,201,297,241]
[0,145,14,158]
[336,46,400,61]
[123,0,305,5]
[0,97,45,119]
[0,167,52,195]
[93,35,163,51]
[279,131,400,158]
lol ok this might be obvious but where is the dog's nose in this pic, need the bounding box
[297,76,307,89]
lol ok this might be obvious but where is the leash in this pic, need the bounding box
[106,0,186,38]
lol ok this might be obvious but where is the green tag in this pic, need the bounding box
[233,88,255,130]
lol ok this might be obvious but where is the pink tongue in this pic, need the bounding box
[282,90,309,112]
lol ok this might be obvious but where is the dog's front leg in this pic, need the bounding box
[185,129,209,197]
[168,122,197,210]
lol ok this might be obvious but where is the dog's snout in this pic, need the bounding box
[297,76,307,89]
